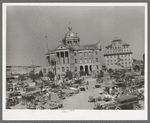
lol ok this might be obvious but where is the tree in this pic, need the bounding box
[108,68,113,73]
[18,74,25,81]
[38,70,43,78]
[47,71,55,80]
[29,69,37,82]
[141,69,144,75]
[65,70,72,80]
[80,70,86,77]
[134,65,140,72]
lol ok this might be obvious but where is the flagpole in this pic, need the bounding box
[45,36,48,49]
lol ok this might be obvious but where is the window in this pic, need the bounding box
[85,58,87,63]
[111,60,112,62]
[80,52,82,56]
[97,65,99,69]
[125,55,126,57]
[75,59,77,63]
[129,62,131,64]
[80,59,82,63]
[129,59,130,61]
[122,62,124,64]
[111,56,112,58]
[89,58,91,63]
[125,62,127,64]
[96,58,98,62]
[114,56,116,58]
[66,67,69,71]
[125,59,126,61]
[89,51,91,55]
[95,51,98,55]
[114,60,116,62]
[107,56,109,58]
[107,60,109,62]
[84,52,87,56]
[74,52,76,56]
[107,63,109,65]
[128,55,130,57]
[75,67,77,71]
[111,63,113,65]
[62,67,65,72]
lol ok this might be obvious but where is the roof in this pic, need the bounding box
[64,26,80,40]
[104,52,133,56]
[116,95,138,102]
[123,43,130,46]
[78,43,101,50]
[22,90,41,96]
[105,44,112,48]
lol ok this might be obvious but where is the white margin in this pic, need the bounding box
[2,3,148,120]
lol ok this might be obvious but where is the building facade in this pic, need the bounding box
[104,38,133,69]
[6,65,42,78]
[45,26,102,75]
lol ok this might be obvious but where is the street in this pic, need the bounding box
[62,78,101,109]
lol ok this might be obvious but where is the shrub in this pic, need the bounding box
[47,71,55,80]
[65,70,72,80]
[38,70,43,78]
[18,74,25,81]
[29,69,38,82]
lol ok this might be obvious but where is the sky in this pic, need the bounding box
[6,5,145,67]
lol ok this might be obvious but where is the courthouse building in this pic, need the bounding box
[104,38,133,69]
[45,26,102,75]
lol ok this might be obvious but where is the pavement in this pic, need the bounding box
[61,78,101,109]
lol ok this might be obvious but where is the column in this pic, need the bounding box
[64,51,66,64]
[59,52,61,64]
[83,65,85,71]
[88,65,91,74]
[67,51,69,63]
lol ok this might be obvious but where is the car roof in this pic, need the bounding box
[116,95,138,102]
[22,90,40,96]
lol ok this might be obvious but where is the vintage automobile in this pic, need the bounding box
[25,86,37,93]
[95,84,101,88]
[6,91,21,98]
[94,95,141,110]
[131,90,144,100]
[88,95,102,102]
[79,86,87,91]
[62,89,74,97]
[21,90,40,105]
[69,87,79,94]
[36,101,63,110]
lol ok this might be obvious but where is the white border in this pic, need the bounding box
[2,3,148,120]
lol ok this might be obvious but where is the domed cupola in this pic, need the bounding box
[62,23,80,47]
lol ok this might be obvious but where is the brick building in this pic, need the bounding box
[45,26,102,75]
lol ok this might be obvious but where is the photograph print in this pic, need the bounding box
[3,3,148,120]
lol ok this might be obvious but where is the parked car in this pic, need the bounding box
[95,84,101,88]
[94,95,141,110]
[88,95,102,102]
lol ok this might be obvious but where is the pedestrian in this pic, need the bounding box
[86,86,88,90]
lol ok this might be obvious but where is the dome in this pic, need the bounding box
[64,26,80,39]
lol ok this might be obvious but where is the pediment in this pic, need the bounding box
[54,44,69,51]
[57,46,68,49]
